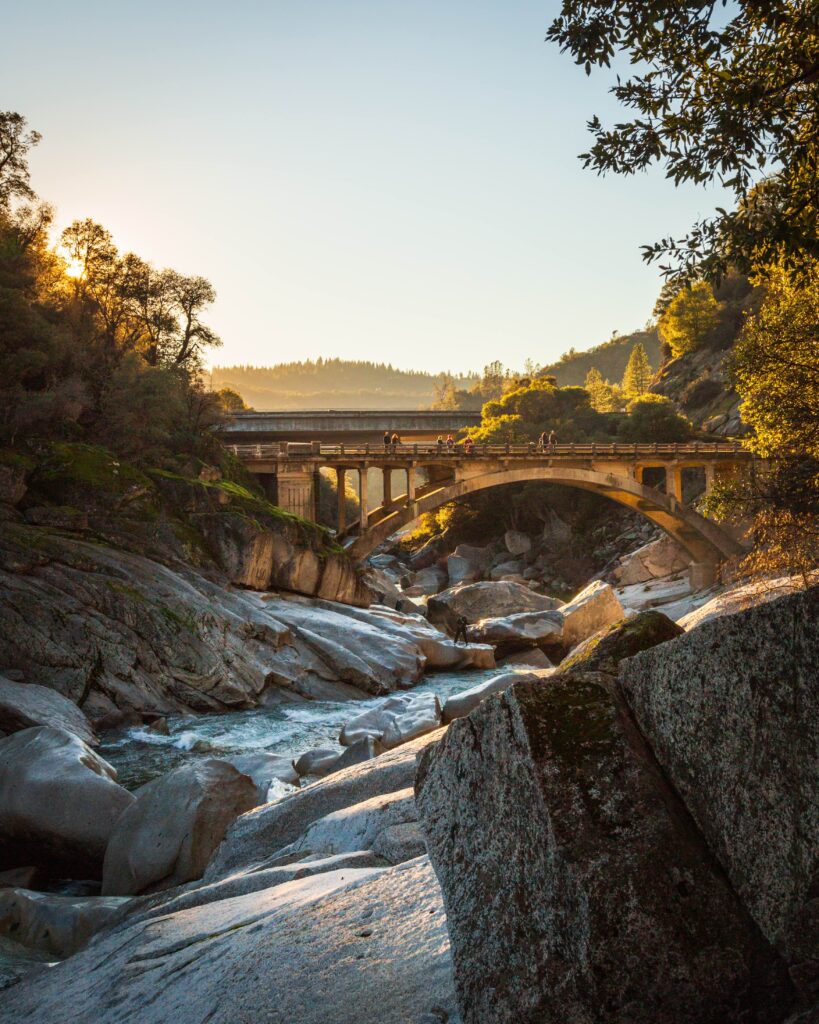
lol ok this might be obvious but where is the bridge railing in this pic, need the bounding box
[226,440,748,461]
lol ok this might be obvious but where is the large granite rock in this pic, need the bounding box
[0,674,96,745]
[446,543,492,585]
[0,857,460,1024]
[339,692,441,750]
[428,580,562,633]
[678,575,806,631]
[504,530,532,556]
[558,579,624,646]
[0,887,128,957]
[218,751,299,802]
[614,535,689,585]
[0,727,134,877]
[102,760,257,896]
[559,609,683,675]
[620,586,819,993]
[466,609,563,654]
[416,672,794,1024]
[441,668,548,723]
[206,730,443,881]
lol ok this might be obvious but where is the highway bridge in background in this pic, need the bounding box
[220,410,483,444]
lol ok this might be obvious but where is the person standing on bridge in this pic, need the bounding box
[383,431,391,452]
[446,434,454,453]
[538,431,547,451]
[464,435,474,456]
[391,432,400,452]
[548,429,557,452]
[436,435,444,453]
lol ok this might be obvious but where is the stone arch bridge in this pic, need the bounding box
[227,441,754,585]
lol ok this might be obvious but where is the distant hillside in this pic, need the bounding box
[211,359,476,411]
[541,329,661,386]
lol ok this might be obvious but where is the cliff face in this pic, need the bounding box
[651,345,748,436]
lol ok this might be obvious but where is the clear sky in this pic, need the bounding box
[3,1,726,374]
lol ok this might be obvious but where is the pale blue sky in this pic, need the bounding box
[2,1,726,373]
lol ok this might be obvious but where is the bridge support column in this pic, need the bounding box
[704,463,716,495]
[383,468,392,507]
[668,465,684,503]
[336,468,346,532]
[275,463,317,522]
[358,466,369,531]
[689,561,718,589]
[406,466,416,504]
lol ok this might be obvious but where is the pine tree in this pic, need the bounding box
[621,343,653,401]
[584,367,619,412]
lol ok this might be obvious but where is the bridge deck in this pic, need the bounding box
[228,441,749,463]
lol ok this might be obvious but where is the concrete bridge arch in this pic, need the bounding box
[344,464,745,569]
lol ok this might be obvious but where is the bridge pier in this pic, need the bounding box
[407,465,416,503]
[275,464,318,522]
[358,466,369,532]
[383,467,392,507]
[336,468,346,532]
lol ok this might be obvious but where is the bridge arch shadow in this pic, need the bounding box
[345,465,745,565]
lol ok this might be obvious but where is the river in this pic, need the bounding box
[100,668,500,792]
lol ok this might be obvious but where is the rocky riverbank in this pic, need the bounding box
[0,580,814,1023]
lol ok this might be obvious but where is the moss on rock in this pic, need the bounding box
[559,610,683,676]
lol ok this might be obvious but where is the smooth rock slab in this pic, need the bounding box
[441,669,548,724]
[102,760,257,896]
[0,727,134,877]
[0,887,129,957]
[206,730,443,881]
[339,692,441,750]
[0,858,460,1024]
[0,674,97,746]
[416,672,794,1024]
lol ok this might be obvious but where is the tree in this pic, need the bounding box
[732,262,819,458]
[620,342,653,400]
[584,367,620,412]
[216,387,248,413]
[547,3,819,281]
[0,112,41,207]
[658,282,722,357]
[619,394,692,443]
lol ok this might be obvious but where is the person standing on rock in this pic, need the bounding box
[454,615,469,645]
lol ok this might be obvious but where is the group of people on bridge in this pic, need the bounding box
[381,429,558,456]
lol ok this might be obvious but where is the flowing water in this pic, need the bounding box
[100,668,500,791]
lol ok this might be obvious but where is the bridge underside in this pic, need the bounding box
[341,465,746,566]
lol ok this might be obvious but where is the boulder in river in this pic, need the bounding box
[427,580,562,633]
[294,738,384,781]
[0,726,134,878]
[102,759,257,896]
[466,609,563,654]
[558,578,624,646]
[446,543,492,585]
[0,673,97,746]
[416,672,795,1024]
[441,668,550,723]
[339,692,441,751]
[219,751,300,802]
[620,585,819,995]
